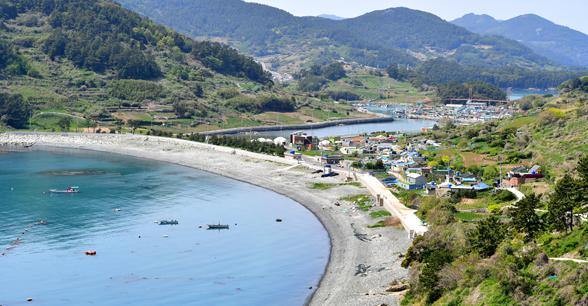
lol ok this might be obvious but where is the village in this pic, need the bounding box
[280,128,542,209]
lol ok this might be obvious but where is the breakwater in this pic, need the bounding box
[205,116,394,135]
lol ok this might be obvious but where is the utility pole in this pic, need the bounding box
[29,110,32,130]
[498,156,502,188]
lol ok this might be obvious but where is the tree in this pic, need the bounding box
[194,84,204,98]
[0,93,31,128]
[508,193,544,241]
[441,156,451,165]
[467,216,505,257]
[547,175,578,233]
[386,64,399,79]
[577,155,588,213]
[322,62,346,81]
[114,118,124,134]
[56,116,72,132]
[128,119,143,131]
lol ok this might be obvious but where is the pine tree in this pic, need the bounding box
[577,155,588,213]
[547,175,577,232]
[509,193,544,241]
[467,216,505,257]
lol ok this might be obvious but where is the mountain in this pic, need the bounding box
[451,13,588,67]
[0,0,291,129]
[116,0,558,71]
[318,14,345,20]
[451,13,501,34]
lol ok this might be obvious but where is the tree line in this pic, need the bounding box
[418,58,588,89]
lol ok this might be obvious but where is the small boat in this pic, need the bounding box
[207,223,229,229]
[158,220,178,225]
[49,187,79,194]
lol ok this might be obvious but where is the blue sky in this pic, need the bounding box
[245,0,588,35]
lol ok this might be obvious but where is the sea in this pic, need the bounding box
[509,89,559,101]
[0,147,329,305]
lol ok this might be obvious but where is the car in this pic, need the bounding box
[321,172,340,178]
[381,177,397,182]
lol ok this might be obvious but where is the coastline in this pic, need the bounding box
[1,132,412,305]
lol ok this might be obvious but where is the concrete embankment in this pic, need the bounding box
[359,175,428,238]
[205,116,394,135]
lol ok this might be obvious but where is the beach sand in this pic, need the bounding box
[1,133,412,305]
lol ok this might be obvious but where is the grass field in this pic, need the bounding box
[460,152,489,166]
[500,116,537,130]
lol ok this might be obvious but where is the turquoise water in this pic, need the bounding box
[0,148,329,305]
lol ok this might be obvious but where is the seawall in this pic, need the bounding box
[205,116,395,135]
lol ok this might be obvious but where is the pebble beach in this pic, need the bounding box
[1,132,413,306]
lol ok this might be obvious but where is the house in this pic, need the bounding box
[328,136,341,144]
[454,172,482,186]
[290,132,316,151]
[397,173,427,190]
[318,154,345,165]
[421,166,433,174]
[502,165,544,187]
[377,144,392,152]
[340,147,362,155]
[284,151,302,160]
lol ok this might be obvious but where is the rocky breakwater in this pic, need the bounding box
[0,133,36,146]
[0,132,148,147]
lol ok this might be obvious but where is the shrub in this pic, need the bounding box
[498,190,516,202]
[488,204,502,214]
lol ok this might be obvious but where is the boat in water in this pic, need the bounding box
[207,223,229,229]
[49,187,79,194]
[157,220,178,225]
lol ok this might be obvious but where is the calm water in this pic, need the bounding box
[509,89,558,101]
[240,106,437,139]
[0,148,329,305]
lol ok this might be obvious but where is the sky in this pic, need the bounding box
[245,0,588,35]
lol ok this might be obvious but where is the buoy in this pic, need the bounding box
[27,298,33,301]
[138,236,141,238]
[163,235,168,238]
[11,188,13,190]
[2,253,4,255]
[199,225,202,228]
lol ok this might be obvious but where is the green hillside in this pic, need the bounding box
[116,0,558,70]
[397,83,588,305]
[452,13,588,67]
[0,0,369,132]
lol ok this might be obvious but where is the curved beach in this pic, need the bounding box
[1,132,412,305]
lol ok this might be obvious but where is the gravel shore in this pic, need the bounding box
[1,133,413,305]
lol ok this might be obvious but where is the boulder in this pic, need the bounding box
[385,284,408,292]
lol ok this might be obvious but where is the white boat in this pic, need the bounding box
[158,220,178,225]
[49,187,79,194]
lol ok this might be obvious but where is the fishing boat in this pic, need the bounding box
[49,187,79,194]
[157,220,179,225]
[207,223,229,229]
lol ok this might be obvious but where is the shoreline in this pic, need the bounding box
[1,132,412,305]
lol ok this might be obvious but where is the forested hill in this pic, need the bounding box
[451,13,588,67]
[116,0,557,70]
[417,59,588,89]
[0,0,270,83]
